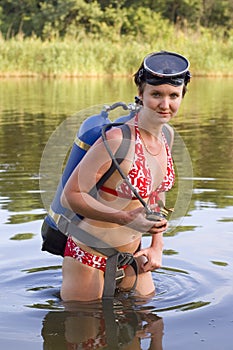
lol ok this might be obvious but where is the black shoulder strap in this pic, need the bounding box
[89,123,131,197]
[162,124,172,148]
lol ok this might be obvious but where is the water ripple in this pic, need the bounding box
[141,257,231,315]
[0,252,232,317]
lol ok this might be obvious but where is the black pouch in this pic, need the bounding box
[41,219,67,257]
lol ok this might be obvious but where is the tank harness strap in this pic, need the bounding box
[103,252,138,299]
[162,124,172,149]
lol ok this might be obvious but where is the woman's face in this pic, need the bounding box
[139,83,183,122]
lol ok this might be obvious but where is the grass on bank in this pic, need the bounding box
[0,29,233,77]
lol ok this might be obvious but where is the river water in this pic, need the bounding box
[0,77,233,349]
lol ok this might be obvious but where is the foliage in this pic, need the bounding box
[0,0,232,39]
[0,30,232,77]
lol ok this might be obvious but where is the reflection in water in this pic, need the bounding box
[10,232,35,240]
[41,299,164,350]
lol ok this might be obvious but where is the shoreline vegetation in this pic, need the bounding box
[0,29,233,79]
[1,1,233,78]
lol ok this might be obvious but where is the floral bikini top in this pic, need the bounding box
[101,120,175,204]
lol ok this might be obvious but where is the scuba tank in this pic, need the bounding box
[41,101,139,256]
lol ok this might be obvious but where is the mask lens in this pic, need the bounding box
[144,51,190,77]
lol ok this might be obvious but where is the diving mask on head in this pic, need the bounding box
[139,51,191,86]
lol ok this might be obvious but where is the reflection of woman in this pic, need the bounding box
[41,302,164,350]
[61,51,191,301]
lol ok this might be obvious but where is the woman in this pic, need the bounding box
[61,51,191,301]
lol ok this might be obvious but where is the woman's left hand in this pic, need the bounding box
[134,246,163,272]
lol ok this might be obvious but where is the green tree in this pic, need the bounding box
[201,0,232,29]
[0,0,232,39]
[0,0,39,37]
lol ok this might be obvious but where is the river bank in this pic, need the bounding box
[0,34,232,77]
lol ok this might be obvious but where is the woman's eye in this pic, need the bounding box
[170,93,179,99]
[152,92,160,97]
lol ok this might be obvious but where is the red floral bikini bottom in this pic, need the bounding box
[64,236,107,272]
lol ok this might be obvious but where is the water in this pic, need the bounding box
[0,77,233,349]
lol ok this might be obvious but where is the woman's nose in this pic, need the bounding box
[159,98,169,109]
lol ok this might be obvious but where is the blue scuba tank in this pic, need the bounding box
[46,109,111,228]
